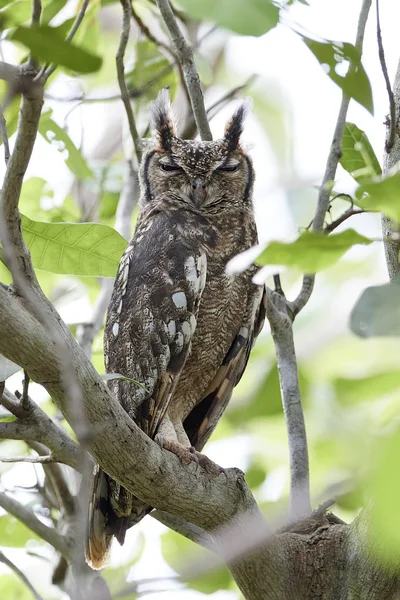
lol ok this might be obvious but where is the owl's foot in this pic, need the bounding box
[156,435,225,475]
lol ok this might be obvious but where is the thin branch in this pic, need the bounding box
[376,0,396,152]
[0,454,54,463]
[29,441,76,517]
[151,510,216,552]
[324,207,365,233]
[117,0,142,164]
[0,104,10,164]
[0,550,44,600]
[30,0,41,26]
[155,0,212,140]
[291,0,372,316]
[0,388,83,471]
[42,0,90,81]
[266,288,311,519]
[130,0,175,59]
[0,492,70,558]
[22,370,30,409]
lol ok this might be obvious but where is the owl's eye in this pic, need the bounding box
[160,163,183,172]
[216,164,239,173]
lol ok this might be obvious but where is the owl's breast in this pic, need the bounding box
[168,265,252,421]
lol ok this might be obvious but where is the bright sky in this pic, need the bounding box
[2,0,400,598]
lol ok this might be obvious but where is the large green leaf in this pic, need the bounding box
[340,123,381,182]
[126,40,178,102]
[350,275,400,338]
[41,0,69,24]
[0,514,40,547]
[303,38,373,114]
[334,372,400,405]
[1,0,31,25]
[0,574,32,600]
[177,0,279,37]
[21,215,127,277]
[10,25,102,73]
[257,229,372,273]
[356,170,400,222]
[38,110,93,180]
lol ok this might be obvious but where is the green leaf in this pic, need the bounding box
[370,428,400,563]
[0,514,40,547]
[38,110,93,180]
[1,1,31,26]
[126,40,178,102]
[334,372,400,405]
[10,25,102,74]
[41,0,69,24]
[21,215,127,277]
[350,275,400,338]
[356,170,400,222]
[303,37,373,114]
[177,0,279,36]
[0,574,32,600]
[340,123,382,182]
[257,229,372,273]
[161,530,232,594]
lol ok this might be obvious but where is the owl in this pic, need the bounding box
[85,90,266,569]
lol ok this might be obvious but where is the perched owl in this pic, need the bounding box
[86,91,266,569]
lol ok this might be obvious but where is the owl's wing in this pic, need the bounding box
[105,224,207,440]
[184,285,266,452]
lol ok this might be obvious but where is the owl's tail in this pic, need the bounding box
[85,466,150,570]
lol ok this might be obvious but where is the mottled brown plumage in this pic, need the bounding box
[86,91,266,569]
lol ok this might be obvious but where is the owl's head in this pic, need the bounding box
[139,90,254,213]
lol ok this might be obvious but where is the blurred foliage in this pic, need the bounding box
[0,0,399,598]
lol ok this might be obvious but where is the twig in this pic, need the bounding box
[22,370,30,409]
[42,0,90,81]
[29,441,75,517]
[130,0,175,59]
[0,550,44,600]
[0,492,70,557]
[117,0,142,164]
[291,0,372,316]
[266,288,311,519]
[376,0,396,152]
[0,104,10,164]
[155,0,212,140]
[30,0,41,26]
[0,454,54,463]
[151,510,216,552]
[324,207,365,233]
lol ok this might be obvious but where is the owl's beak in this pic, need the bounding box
[191,178,206,207]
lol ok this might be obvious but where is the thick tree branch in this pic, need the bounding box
[382,60,400,279]
[117,0,142,164]
[266,288,311,519]
[0,550,44,600]
[155,0,212,140]
[0,492,70,558]
[291,0,372,316]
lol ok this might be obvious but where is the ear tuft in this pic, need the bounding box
[150,89,177,151]
[223,101,250,152]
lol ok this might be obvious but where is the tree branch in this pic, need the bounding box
[376,0,396,152]
[0,388,83,471]
[266,288,311,519]
[155,0,212,140]
[151,510,216,552]
[117,0,142,164]
[0,550,44,600]
[291,0,372,316]
[0,492,70,558]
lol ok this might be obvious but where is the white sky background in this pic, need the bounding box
[2,0,400,599]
